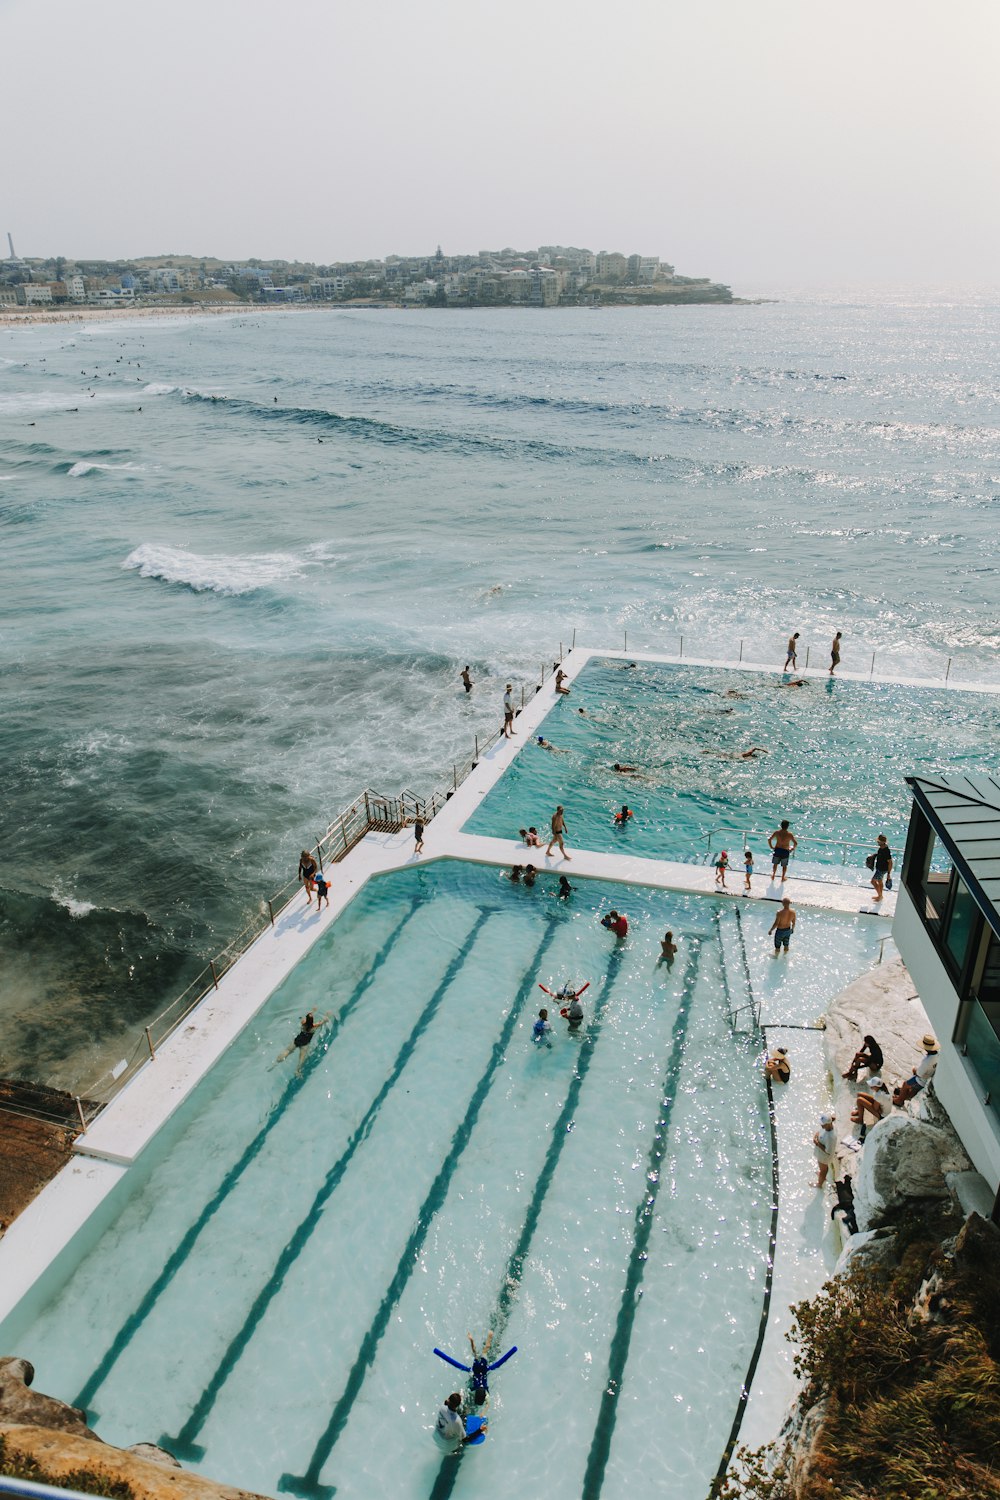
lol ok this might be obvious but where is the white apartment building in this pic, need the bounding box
[893,773,1000,1203]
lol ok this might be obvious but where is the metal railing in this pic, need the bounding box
[2,653,569,1135]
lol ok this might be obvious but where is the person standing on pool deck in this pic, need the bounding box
[768,821,798,883]
[743,850,754,893]
[769,898,796,954]
[829,631,842,674]
[414,817,425,855]
[313,868,331,910]
[813,1113,837,1187]
[298,849,318,904]
[460,666,473,694]
[547,806,570,859]
[869,834,892,900]
[274,1009,332,1073]
[784,632,800,670]
[503,683,515,738]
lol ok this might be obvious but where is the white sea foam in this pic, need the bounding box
[122,542,305,596]
[68,460,146,477]
[55,894,97,919]
[141,383,176,395]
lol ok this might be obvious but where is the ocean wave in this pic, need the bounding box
[141,382,177,395]
[68,460,146,477]
[122,542,306,596]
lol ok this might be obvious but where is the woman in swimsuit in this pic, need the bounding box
[275,1009,332,1073]
[298,850,318,904]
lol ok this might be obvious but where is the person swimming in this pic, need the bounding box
[532,1008,553,1045]
[273,1010,332,1073]
[434,1332,518,1403]
[614,804,633,823]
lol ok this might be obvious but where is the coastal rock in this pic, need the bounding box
[833,1226,897,1276]
[824,955,930,1090]
[853,1115,970,1230]
[0,1424,268,1500]
[0,1357,96,1440]
[129,1442,184,1469]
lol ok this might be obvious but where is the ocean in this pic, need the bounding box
[1,294,998,1089]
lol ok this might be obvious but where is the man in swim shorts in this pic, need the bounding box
[461,666,473,693]
[547,806,570,859]
[768,821,797,883]
[784,632,799,670]
[503,684,515,738]
[769,898,796,954]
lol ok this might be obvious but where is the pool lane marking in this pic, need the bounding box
[161,906,496,1460]
[74,896,423,1417]
[710,1069,780,1498]
[426,941,631,1500]
[278,915,564,1500]
[579,941,702,1500]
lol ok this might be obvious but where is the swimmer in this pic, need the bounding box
[532,1008,553,1046]
[612,762,641,775]
[740,746,769,759]
[460,665,473,693]
[555,668,570,694]
[601,909,628,940]
[561,991,585,1030]
[536,736,565,753]
[433,1336,517,1408]
[614,804,633,824]
[524,826,542,847]
[274,1010,332,1073]
[509,865,524,883]
[557,875,574,900]
[434,1393,486,1450]
[777,678,808,689]
[577,707,588,716]
[523,864,538,888]
[659,931,678,966]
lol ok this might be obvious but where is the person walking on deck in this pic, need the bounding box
[784,632,800,670]
[829,631,842,674]
[413,817,425,855]
[868,834,892,900]
[503,683,515,737]
[547,805,570,859]
[298,849,318,904]
[768,821,798,882]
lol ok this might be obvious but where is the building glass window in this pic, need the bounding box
[976,932,1000,1010]
[965,1001,1000,1132]
[943,877,981,981]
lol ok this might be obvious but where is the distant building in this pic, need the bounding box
[894,773,1000,1198]
[595,252,627,282]
[17,284,53,305]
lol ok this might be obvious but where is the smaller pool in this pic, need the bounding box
[462,659,997,868]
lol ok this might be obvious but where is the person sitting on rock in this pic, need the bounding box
[842,1033,883,1082]
[850,1076,892,1143]
[893,1034,939,1106]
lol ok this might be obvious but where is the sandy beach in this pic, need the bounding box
[0,302,256,330]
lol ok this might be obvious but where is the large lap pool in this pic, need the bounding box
[4,862,884,1500]
[462,659,998,870]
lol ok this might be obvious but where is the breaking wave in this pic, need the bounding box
[122,542,306,596]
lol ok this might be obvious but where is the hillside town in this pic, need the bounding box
[0,239,734,309]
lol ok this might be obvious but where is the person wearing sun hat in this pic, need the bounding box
[765,1046,791,1084]
[909,1034,939,1092]
[813,1112,837,1187]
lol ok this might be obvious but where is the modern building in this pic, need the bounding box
[894,773,1000,1196]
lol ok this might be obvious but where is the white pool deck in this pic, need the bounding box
[2,641,978,1470]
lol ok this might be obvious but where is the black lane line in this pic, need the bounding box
[74,897,422,1418]
[162,907,495,1460]
[278,916,563,1499]
[579,942,702,1500]
[426,943,630,1500]
[709,1071,780,1500]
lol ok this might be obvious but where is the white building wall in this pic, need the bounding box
[894,886,1000,1188]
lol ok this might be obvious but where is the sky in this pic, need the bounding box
[4,0,999,288]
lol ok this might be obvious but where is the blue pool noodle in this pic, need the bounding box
[433,1348,471,1373]
[488,1345,518,1370]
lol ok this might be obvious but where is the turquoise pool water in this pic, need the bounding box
[2,861,885,1500]
[462,659,998,870]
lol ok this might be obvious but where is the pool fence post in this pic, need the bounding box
[315,839,324,873]
[804,646,810,670]
[210,960,219,991]
[521,685,525,708]
[624,630,627,653]
[267,899,275,927]
[945,657,952,684]
[559,642,563,661]
[572,628,576,650]
[679,635,684,659]
[364,791,371,826]
[870,652,876,678]
[75,1097,88,1134]
[739,639,744,662]
[340,812,349,852]
[474,734,479,762]
[453,764,458,792]
[144,1026,156,1060]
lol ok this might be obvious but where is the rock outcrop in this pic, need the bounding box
[0,1359,266,1500]
[853,1114,971,1229]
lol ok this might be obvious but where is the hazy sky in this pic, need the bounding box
[5,0,999,287]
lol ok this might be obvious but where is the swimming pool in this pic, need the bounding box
[462,659,998,870]
[1,861,885,1500]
